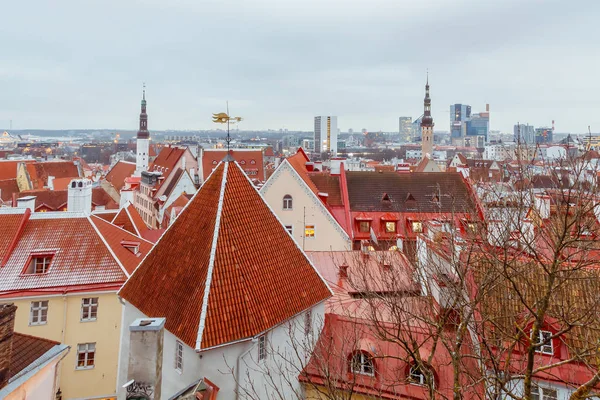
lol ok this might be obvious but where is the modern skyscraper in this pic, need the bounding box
[450,104,471,139]
[421,76,434,159]
[314,116,338,154]
[399,117,412,140]
[535,127,553,144]
[134,86,150,176]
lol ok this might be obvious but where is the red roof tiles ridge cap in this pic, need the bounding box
[1,208,31,268]
[90,215,154,246]
[117,159,228,297]
[235,160,334,298]
[124,204,142,237]
[86,215,132,278]
[195,161,229,350]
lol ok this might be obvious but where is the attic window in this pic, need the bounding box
[250,159,256,165]
[240,160,246,165]
[411,221,423,233]
[24,254,54,274]
[533,330,554,355]
[406,193,416,202]
[382,193,390,202]
[121,240,140,255]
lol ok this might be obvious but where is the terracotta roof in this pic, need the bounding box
[0,160,33,181]
[120,161,331,350]
[346,172,476,213]
[141,228,165,243]
[51,177,77,191]
[9,333,60,379]
[151,146,186,174]
[202,150,264,181]
[92,210,118,222]
[105,161,136,191]
[26,161,80,190]
[264,147,275,157]
[0,211,152,293]
[15,188,118,211]
[111,203,148,236]
[286,149,320,195]
[0,179,19,202]
[309,174,343,206]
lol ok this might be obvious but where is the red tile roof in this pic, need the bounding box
[120,161,331,350]
[93,210,118,222]
[286,149,320,195]
[202,150,265,181]
[15,188,118,211]
[0,211,152,294]
[0,179,19,202]
[151,146,186,174]
[0,160,34,180]
[9,333,59,379]
[309,174,343,206]
[111,203,148,236]
[25,161,80,190]
[105,161,136,191]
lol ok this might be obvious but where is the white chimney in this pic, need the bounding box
[181,155,186,170]
[120,189,134,209]
[124,318,165,400]
[329,158,345,175]
[67,179,92,214]
[17,196,36,212]
[47,176,55,190]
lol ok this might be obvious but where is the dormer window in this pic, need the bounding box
[385,221,396,233]
[411,221,423,233]
[250,159,256,165]
[359,221,370,233]
[533,330,554,355]
[121,240,140,255]
[25,254,54,274]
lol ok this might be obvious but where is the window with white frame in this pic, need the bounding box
[533,330,554,355]
[409,365,429,386]
[30,300,48,325]
[283,195,293,210]
[258,335,267,361]
[532,385,558,400]
[350,352,374,376]
[24,254,53,274]
[76,343,96,369]
[175,340,184,372]
[284,225,293,235]
[80,298,98,321]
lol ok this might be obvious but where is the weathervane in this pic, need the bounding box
[212,102,243,151]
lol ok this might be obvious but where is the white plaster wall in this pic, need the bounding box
[496,379,583,400]
[260,164,350,252]
[158,172,197,222]
[5,357,60,400]
[117,301,326,400]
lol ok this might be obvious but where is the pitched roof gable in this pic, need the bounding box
[120,161,331,350]
[105,161,136,191]
[111,203,147,236]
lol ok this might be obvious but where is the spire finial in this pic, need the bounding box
[142,82,146,101]
[426,69,429,85]
[226,101,231,152]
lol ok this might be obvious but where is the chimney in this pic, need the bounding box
[47,175,55,190]
[0,303,17,389]
[486,103,490,112]
[125,318,165,400]
[120,189,134,209]
[17,196,36,212]
[305,162,314,172]
[330,158,345,175]
[67,179,92,214]
[181,155,186,170]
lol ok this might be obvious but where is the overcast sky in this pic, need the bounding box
[1,0,598,133]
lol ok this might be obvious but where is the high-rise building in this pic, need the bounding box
[514,124,535,144]
[421,76,434,159]
[314,116,338,154]
[399,117,412,140]
[450,104,471,139]
[467,107,490,142]
[134,86,150,176]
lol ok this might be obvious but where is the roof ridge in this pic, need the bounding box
[86,215,129,279]
[90,214,154,245]
[195,161,228,350]
[13,332,60,345]
[124,204,142,237]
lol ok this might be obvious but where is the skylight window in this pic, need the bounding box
[24,254,54,275]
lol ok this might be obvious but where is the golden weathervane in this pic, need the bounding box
[212,103,243,150]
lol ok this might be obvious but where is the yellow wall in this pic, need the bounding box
[9,291,121,400]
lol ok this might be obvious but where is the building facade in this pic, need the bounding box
[314,116,338,155]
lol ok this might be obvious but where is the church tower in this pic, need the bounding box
[134,85,150,176]
[421,74,434,159]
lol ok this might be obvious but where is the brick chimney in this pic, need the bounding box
[0,303,17,389]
